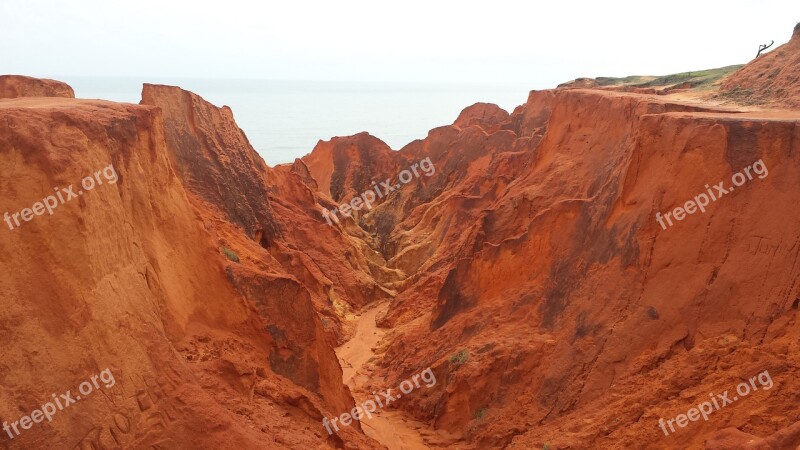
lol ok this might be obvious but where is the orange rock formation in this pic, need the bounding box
[0,75,75,99]
[1,25,800,450]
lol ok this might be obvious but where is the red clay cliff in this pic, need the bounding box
[1,26,800,450]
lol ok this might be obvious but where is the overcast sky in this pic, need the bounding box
[1,0,797,87]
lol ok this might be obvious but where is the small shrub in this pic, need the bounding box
[220,246,240,263]
[543,444,551,450]
[474,407,487,420]
[449,349,469,365]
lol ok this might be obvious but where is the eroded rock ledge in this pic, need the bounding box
[0,74,75,99]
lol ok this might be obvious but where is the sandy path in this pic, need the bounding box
[336,302,436,450]
[337,302,387,384]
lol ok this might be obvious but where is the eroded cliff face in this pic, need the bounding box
[296,49,800,448]
[366,90,800,450]
[0,93,382,449]
[140,84,280,244]
[0,97,271,449]
[0,75,75,99]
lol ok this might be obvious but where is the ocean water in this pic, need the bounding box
[61,77,533,166]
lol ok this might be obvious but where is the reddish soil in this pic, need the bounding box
[0,75,74,99]
[2,26,800,449]
[721,23,800,108]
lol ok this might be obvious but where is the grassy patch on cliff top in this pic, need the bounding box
[596,64,744,90]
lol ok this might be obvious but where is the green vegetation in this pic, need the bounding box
[449,349,469,366]
[543,443,551,450]
[595,75,652,86]
[474,407,487,420]
[638,65,743,88]
[714,86,768,106]
[220,246,240,263]
[595,64,744,91]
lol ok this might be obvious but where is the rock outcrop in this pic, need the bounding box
[0,89,381,449]
[0,75,75,99]
[300,77,800,449]
[140,84,280,244]
[453,102,511,133]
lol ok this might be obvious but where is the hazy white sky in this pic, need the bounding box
[1,0,797,87]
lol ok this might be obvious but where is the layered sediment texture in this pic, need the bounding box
[306,88,800,449]
[1,34,800,449]
[0,90,381,449]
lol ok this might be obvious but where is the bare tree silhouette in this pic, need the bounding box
[757,40,775,58]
